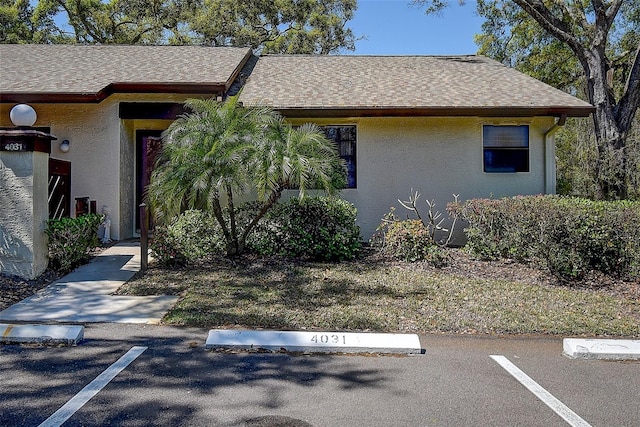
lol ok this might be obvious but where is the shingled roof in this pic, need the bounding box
[0,44,252,103]
[238,55,594,117]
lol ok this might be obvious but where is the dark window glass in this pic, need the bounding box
[483,125,529,173]
[323,126,357,188]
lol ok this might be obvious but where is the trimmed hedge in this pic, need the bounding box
[150,197,362,264]
[150,210,224,265]
[45,214,104,273]
[453,195,640,280]
[251,197,361,261]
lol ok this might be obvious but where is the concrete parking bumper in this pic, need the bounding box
[0,323,84,345]
[563,338,640,360]
[206,329,423,354]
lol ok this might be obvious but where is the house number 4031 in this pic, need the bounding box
[2,142,25,151]
[311,334,346,345]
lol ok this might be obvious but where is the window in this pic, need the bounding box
[483,125,529,173]
[323,126,357,188]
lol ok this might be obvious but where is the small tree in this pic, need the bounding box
[147,96,342,256]
[371,190,459,266]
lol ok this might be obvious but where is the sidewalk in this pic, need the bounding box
[0,242,177,324]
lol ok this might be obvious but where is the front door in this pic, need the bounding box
[135,130,163,230]
[49,158,71,219]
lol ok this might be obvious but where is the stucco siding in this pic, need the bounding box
[119,119,135,239]
[1,100,557,244]
[32,152,49,272]
[293,116,555,240]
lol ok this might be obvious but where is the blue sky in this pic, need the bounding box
[347,0,484,55]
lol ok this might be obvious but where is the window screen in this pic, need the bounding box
[483,125,529,173]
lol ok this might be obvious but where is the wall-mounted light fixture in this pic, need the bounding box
[10,104,37,127]
[59,139,70,153]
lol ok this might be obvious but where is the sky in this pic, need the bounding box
[347,0,484,55]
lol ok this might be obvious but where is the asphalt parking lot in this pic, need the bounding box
[1,324,638,427]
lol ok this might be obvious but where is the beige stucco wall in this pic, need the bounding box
[291,116,556,241]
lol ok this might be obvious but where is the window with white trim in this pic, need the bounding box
[483,125,529,173]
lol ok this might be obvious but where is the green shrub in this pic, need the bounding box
[380,219,449,265]
[149,225,185,266]
[456,196,640,280]
[151,198,361,264]
[250,197,361,261]
[45,214,103,273]
[166,210,224,260]
[150,210,223,265]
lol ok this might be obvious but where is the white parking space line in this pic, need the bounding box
[490,355,592,427]
[38,346,147,427]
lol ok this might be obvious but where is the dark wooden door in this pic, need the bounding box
[136,131,163,230]
[49,158,71,219]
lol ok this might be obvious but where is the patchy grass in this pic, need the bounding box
[117,251,640,337]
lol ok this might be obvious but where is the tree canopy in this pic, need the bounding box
[186,0,357,53]
[416,0,640,199]
[0,0,356,53]
[1,0,60,43]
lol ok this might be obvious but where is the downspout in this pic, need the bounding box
[543,114,567,195]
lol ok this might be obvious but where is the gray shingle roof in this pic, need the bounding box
[1,47,593,117]
[0,44,252,102]
[238,55,593,117]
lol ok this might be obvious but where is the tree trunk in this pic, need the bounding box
[210,197,234,254]
[237,187,283,255]
[583,48,629,199]
[225,184,240,256]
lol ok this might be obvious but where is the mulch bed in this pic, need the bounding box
[369,248,640,300]
[0,269,63,311]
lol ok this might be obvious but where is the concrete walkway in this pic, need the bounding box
[0,242,177,324]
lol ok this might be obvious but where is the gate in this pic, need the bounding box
[49,158,71,219]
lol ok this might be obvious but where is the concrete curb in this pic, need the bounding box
[0,324,84,345]
[205,329,423,354]
[563,338,640,360]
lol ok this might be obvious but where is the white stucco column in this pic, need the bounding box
[0,127,55,279]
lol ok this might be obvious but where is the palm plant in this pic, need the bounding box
[147,96,343,256]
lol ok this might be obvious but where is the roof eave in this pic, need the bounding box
[0,92,103,104]
[273,106,595,118]
[0,83,229,104]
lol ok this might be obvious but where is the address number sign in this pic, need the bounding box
[1,141,26,151]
